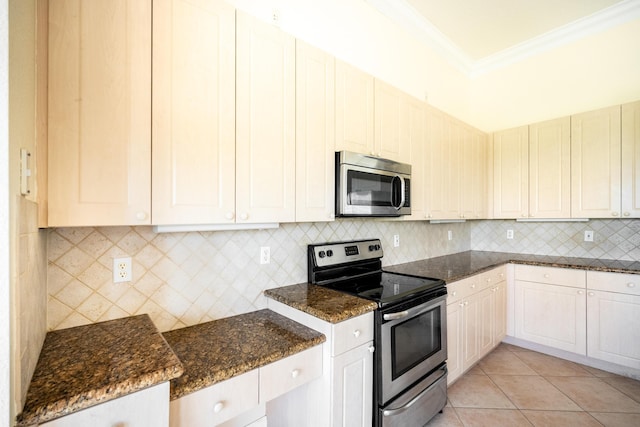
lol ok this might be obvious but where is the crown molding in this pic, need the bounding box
[366,0,640,77]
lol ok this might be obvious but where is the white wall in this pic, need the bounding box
[470,18,640,131]
[0,0,11,423]
[227,0,472,126]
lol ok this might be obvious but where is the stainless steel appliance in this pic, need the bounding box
[308,239,447,427]
[335,151,411,217]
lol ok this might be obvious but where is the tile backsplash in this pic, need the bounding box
[471,219,640,261]
[47,220,470,331]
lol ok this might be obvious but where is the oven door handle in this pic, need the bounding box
[382,365,448,417]
[383,310,409,321]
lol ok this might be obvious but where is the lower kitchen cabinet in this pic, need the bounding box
[586,271,640,369]
[446,266,506,385]
[267,300,374,427]
[514,265,587,355]
[41,383,170,427]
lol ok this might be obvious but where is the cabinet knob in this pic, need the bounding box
[544,274,550,278]
[588,292,595,297]
[240,213,249,220]
[521,214,527,217]
[291,369,300,379]
[368,346,375,353]
[452,291,457,297]
[225,212,235,220]
[470,284,476,289]
[486,278,492,283]
[612,211,619,216]
[627,283,636,288]
[459,302,464,307]
[135,211,147,221]
[353,329,361,338]
[465,301,469,306]
[578,290,584,295]
[213,402,225,413]
[624,212,631,217]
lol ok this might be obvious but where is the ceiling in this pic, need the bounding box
[366,0,638,75]
[404,0,624,60]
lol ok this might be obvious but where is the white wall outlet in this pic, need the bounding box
[113,257,132,283]
[507,229,514,240]
[260,247,271,264]
[584,230,594,242]
[393,235,400,247]
[447,230,453,241]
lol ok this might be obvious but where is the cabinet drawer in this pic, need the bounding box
[587,271,640,296]
[447,275,481,304]
[481,267,506,288]
[259,345,323,402]
[169,370,259,427]
[515,265,585,288]
[332,312,374,356]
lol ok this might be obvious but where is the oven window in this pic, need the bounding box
[391,306,442,379]
[346,170,394,206]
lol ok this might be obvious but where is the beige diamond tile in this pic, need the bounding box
[47,296,74,330]
[454,408,532,427]
[116,230,148,255]
[77,262,111,291]
[57,311,92,330]
[589,412,640,427]
[116,286,149,315]
[100,226,133,244]
[54,279,93,309]
[47,264,74,296]
[134,245,164,270]
[56,227,93,245]
[547,376,640,413]
[77,293,112,322]
[47,231,73,262]
[521,410,602,427]
[56,247,94,276]
[97,305,129,323]
[77,231,113,258]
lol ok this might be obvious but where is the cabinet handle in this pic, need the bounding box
[628,283,636,288]
[471,284,476,289]
[624,212,630,217]
[612,211,619,216]
[486,278,492,283]
[213,402,225,413]
[135,211,147,221]
[452,291,457,297]
[291,369,300,379]
[577,290,584,295]
[368,345,375,353]
[225,212,235,220]
[353,329,361,338]
[464,301,469,306]
[459,302,464,307]
[588,292,595,297]
[240,213,249,220]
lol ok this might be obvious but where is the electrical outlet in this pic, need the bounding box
[260,247,270,264]
[447,230,453,241]
[393,235,400,247]
[584,230,594,242]
[507,229,514,240]
[113,257,132,283]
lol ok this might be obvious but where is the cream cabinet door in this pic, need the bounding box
[492,126,529,219]
[295,41,335,222]
[571,105,621,218]
[460,124,487,219]
[152,0,235,225]
[492,281,507,345]
[587,290,640,369]
[622,101,640,218]
[48,0,151,226]
[514,280,587,355]
[335,60,375,155]
[529,117,571,218]
[236,12,296,223]
[331,342,374,427]
[446,300,463,385]
[406,98,427,220]
[374,81,411,163]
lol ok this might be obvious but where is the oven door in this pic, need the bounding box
[378,293,447,405]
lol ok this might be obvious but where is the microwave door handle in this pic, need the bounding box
[391,175,405,210]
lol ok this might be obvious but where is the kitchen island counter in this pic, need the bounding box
[17,314,183,426]
[385,250,640,283]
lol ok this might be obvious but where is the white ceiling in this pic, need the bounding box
[366,0,640,75]
[404,0,624,60]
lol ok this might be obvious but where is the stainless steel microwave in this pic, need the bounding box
[335,151,411,217]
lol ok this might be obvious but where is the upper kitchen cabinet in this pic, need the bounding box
[461,125,487,219]
[406,98,427,221]
[571,105,621,218]
[622,101,640,218]
[492,126,529,219]
[335,60,375,156]
[374,81,412,163]
[295,41,336,222]
[48,0,151,226]
[236,12,296,223]
[529,117,571,218]
[424,106,456,219]
[152,0,236,225]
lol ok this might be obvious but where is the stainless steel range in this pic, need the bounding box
[308,239,448,427]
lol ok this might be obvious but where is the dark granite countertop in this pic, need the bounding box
[385,251,640,283]
[17,314,183,427]
[162,309,326,400]
[264,283,378,323]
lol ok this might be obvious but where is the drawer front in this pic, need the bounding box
[446,275,481,304]
[515,264,585,288]
[170,370,259,427]
[332,312,374,356]
[482,266,506,288]
[259,345,323,402]
[587,271,640,296]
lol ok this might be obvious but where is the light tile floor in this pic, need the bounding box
[427,343,640,426]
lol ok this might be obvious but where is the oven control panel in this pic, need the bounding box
[310,239,383,268]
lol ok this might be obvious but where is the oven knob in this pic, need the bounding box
[327,250,333,257]
[375,244,381,251]
[369,245,375,251]
[318,251,326,258]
